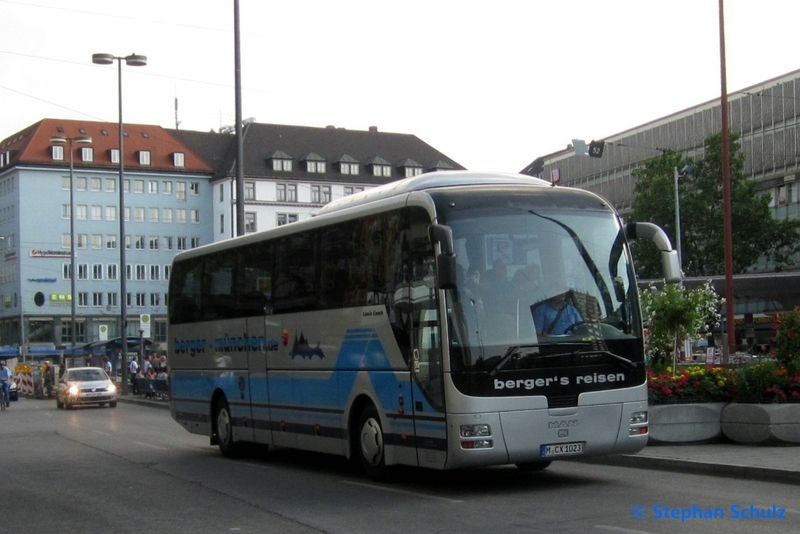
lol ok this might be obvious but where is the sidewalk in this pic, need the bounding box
[118,394,798,485]
[578,442,799,486]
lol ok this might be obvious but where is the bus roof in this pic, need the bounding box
[316,171,551,216]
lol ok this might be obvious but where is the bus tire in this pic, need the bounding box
[214,397,241,458]
[357,404,389,481]
[516,460,552,472]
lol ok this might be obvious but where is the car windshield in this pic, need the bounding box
[67,369,109,382]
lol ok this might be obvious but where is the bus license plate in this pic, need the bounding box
[541,442,585,457]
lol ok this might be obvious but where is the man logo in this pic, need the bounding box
[548,420,578,429]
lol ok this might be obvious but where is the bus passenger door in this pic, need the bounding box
[409,279,448,469]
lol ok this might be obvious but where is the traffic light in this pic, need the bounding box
[588,140,605,158]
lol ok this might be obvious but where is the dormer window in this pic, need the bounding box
[337,154,359,175]
[268,150,292,171]
[81,147,94,162]
[139,150,151,165]
[110,149,120,164]
[368,156,392,177]
[302,153,326,173]
[397,158,423,178]
[173,152,185,167]
[52,145,65,161]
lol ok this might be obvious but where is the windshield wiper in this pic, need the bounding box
[512,348,638,370]
[488,344,543,377]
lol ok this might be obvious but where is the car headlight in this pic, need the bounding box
[68,385,79,395]
[107,383,116,393]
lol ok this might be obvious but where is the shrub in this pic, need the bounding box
[647,365,735,404]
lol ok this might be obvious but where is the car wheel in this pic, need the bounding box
[109,401,117,408]
[56,399,63,409]
[214,397,242,458]
[357,404,389,481]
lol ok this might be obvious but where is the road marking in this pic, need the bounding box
[340,480,464,503]
[133,440,169,451]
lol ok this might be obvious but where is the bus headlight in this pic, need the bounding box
[460,424,491,438]
[630,411,648,424]
[629,411,648,436]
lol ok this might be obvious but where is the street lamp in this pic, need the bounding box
[673,164,693,273]
[49,135,92,364]
[92,52,147,393]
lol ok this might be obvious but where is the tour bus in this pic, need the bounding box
[168,171,680,479]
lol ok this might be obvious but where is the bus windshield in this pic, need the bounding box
[431,187,643,398]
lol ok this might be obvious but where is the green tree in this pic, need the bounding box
[629,132,800,278]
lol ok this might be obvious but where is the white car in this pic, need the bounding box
[56,367,117,409]
[9,379,17,401]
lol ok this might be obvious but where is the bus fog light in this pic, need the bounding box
[629,426,648,436]
[630,411,648,424]
[461,439,493,449]
[460,424,491,438]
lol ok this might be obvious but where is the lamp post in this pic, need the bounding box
[673,164,693,273]
[92,52,147,393]
[49,135,92,365]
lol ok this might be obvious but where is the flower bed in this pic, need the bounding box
[647,366,735,405]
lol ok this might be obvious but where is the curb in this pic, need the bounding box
[576,454,799,486]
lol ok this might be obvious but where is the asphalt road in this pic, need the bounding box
[2,398,798,534]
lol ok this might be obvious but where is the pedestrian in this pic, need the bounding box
[129,356,140,395]
[0,360,13,408]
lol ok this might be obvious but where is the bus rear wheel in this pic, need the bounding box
[357,404,388,480]
[214,398,242,458]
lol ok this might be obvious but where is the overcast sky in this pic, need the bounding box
[2,0,799,172]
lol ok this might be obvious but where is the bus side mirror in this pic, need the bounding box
[625,222,682,284]
[429,223,457,290]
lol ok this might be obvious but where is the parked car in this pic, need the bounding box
[9,379,17,401]
[56,367,117,409]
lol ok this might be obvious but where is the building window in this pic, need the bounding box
[76,177,87,191]
[164,236,173,250]
[219,214,225,234]
[163,208,173,223]
[77,263,88,280]
[77,234,88,249]
[191,237,201,248]
[134,207,145,222]
[135,293,146,307]
[135,264,146,281]
[244,181,256,200]
[173,152,185,167]
[149,207,159,222]
[177,237,187,250]
[219,183,224,202]
[190,209,200,223]
[245,212,256,233]
[311,185,331,204]
[340,162,359,175]
[134,180,145,194]
[344,186,364,196]
[150,264,160,281]
[91,177,101,191]
[63,263,72,280]
[107,264,118,280]
[405,166,423,178]
[164,265,171,280]
[92,234,102,249]
[76,205,88,221]
[272,158,292,171]
[190,182,200,195]
[93,292,103,307]
[373,164,391,177]
[62,177,70,190]
[106,235,117,250]
[77,292,88,307]
[81,147,93,162]
[92,205,102,221]
[106,206,117,221]
[276,183,297,202]
[148,180,158,194]
[134,236,145,250]
[124,206,131,222]
[277,213,298,226]
[107,292,118,307]
[52,145,64,161]
[177,209,187,223]
[92,264,103,280]
[307,160,326,173]
[149,236,159,250]
[163,181,172,195]
[62,205,70,220]
[106,178,116,193]
[139,151,151,165]
[176,182,186,202]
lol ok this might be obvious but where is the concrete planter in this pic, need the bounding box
[721,403,800,444]
[648,402,728,444]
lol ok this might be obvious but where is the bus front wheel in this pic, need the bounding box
[214,398,241,458]
[357,404,388,480]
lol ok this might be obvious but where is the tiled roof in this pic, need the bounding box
[0,119,214,173]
